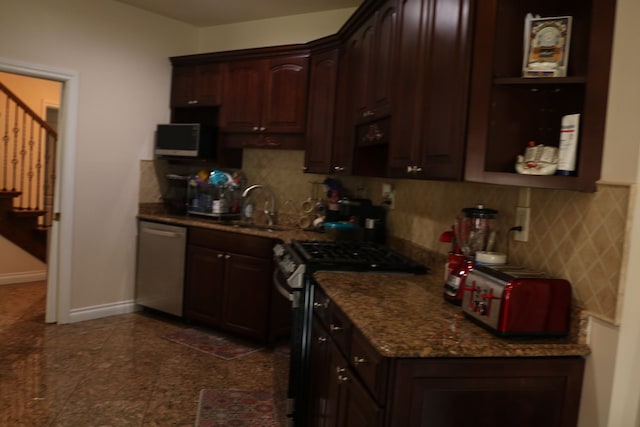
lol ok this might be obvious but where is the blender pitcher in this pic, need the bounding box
[444,204,498,305]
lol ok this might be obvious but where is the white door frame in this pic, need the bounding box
[0,56,77,324]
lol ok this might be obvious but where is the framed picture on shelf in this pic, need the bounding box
[523,15,572,77]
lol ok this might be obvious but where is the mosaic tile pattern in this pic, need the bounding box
[139,152,630,323]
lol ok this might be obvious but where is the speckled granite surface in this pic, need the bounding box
[314,271,590,359]
[137,204,329,243]
[139,204,590,360]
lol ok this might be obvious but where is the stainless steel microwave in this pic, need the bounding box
[155,123,216,158]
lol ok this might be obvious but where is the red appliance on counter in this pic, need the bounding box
[462,264,572,337]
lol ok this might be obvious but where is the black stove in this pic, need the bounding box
[291,239,428,273]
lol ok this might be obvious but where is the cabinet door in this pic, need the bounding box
[350,17,376,124]
[221,60,264,131]
[220,252,272,342]
[417,0,472,180]
[262,56,309,133]
[371,0,397,119]
[183,245,224,326]
[305,48,340,174]
[308,318,332,427]
[388,0,423,177]
[389,0,472,180]
[389,357,585,427]
[171,63,222,107]
[170,65,196,107]
[332,345,382,427]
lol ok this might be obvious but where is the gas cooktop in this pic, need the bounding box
[291,240,428,274]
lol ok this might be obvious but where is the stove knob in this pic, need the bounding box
[273,244,285,257]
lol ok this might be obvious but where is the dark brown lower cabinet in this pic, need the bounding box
[389,357,585,427]
[183,227,289,344]
[307,288,585,427]
[308,315,382,427]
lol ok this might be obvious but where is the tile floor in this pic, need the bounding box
[0,281,289,426]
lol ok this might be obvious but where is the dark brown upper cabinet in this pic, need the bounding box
[465,0,617,192]
[304,44,345,174]
[350,0,397,126]
[170,63,222,107]
[388,0,474,180]
[221,54,309,149]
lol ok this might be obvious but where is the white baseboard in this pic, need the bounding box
[0,270,48,285]
[67,299,141,324]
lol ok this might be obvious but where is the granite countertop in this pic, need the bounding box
[314,271,590,359]
[137,211,329,243]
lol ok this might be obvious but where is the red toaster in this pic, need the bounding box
[461,264,572,337]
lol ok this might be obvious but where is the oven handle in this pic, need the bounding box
[273,269,294,303]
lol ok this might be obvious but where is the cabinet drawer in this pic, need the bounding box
[351,328,388,404]
[189,227,275,258]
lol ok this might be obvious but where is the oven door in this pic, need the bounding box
[273,267,310,426]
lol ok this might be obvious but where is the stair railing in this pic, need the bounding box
[0,81,57,227]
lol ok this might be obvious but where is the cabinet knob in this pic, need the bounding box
[188,100,199,105]
[224,254,231,259]
[317,336,327,343]
[252,126,259,131]
[217,254,224,258]
[302,166,308,172]
[330,324,342,333]
[314,300,329,310]
[333,166,345,173]
[260,127,266,132]
[353,356,367,365]
[337,373,350,383]
[362,110,375,118]
[406,165,423,174]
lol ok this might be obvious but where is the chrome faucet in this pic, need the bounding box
[241,184,277,226]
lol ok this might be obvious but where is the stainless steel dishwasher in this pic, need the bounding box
[135,220,187,316]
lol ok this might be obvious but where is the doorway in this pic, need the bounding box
[0,56,79,324]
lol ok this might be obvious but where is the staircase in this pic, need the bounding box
[0,81,57,262]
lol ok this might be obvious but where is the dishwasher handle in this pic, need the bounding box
[142,227,184,239]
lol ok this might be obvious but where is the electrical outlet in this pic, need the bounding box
[386,191,395,209]
[514,207,530,242]
[381,183,395,209]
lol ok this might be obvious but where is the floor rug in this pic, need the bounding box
[195,389,279,427]
[162,328,263,360]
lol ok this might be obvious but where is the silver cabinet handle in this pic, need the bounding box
[353,356,367,365]
[313,300,329,310]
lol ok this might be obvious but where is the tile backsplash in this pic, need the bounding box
[140,150,630,323]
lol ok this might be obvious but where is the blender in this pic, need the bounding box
[444,204,499,305]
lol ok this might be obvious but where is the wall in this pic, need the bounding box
[0,0,197,310]
[196,8,357,53]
